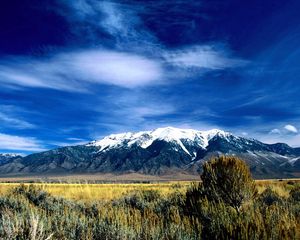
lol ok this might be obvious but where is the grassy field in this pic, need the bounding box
[0,182,191,202]
[0,179,299,202]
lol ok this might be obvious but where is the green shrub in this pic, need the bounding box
[201,156,257,211]
[184,156,300,239]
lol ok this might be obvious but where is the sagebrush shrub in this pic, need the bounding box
[201,156,257,210]
[184,156,299,239]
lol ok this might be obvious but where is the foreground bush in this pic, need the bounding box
[185,156,299,240]
[201,156,257,210]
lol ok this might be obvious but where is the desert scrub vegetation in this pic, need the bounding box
[0,156,299,239]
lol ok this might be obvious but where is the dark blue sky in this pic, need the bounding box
[1,0,300,153]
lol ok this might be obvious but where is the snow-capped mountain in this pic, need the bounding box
[87,127,231,155]
[0,127,299,178]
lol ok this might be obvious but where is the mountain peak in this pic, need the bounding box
[88,126,232,152]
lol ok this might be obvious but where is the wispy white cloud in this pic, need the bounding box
[284,124,298,133]
[165,45,248,70]
[0,105,36,129]
[0,113,35,129]
[0,49,164,90]
[0,133,46,152]
[99,1,141,40]
[57,0,157,50]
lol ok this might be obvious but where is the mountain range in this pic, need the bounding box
[0,127,300,179]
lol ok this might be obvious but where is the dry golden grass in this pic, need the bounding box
[0,182,191,202]
[0,179,299,202]
[255,179,300,197]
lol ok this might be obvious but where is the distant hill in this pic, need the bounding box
[0,127,300,179]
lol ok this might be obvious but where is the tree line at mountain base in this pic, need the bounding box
[0,156,299,239]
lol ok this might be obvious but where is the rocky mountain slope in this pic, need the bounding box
[0,127,299,178]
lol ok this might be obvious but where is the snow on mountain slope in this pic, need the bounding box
[0,153,21,159]
[0,153,19,157]
[87,127,231,155]
[288,157,300,165]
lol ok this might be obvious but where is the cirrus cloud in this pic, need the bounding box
[0,49,164,91]
[164,45,248,70]
[0,133,46,152]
